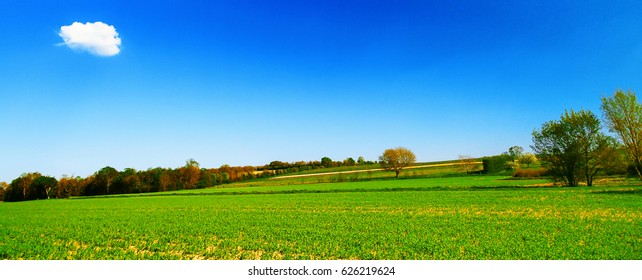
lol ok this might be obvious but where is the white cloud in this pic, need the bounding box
[59,22,121,56]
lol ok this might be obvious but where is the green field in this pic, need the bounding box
[1,175,640,260]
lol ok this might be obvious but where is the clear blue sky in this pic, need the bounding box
[1,0,641,182]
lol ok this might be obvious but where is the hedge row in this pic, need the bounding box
[482,154,513,174]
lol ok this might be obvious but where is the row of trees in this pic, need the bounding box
[531,90,642,186]
[1,156,377,202]
[261,156,376,174]
[2,160,266,202]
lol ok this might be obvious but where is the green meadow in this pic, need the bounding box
[1,175,640,260]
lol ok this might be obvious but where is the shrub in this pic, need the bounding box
[505,161,520,170]
[513,169,549,178]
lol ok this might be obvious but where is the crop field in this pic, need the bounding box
[265,161,483,184]
[102,175,550,197]
[1,176,641,260]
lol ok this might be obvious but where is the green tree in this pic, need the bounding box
[343,157,356,166]
[31,175,58,199]
[321,157,333,168]
[268,161,286,170]
[197,169,219,188]
[4,173,41,202]
[601,89,642,180]
[93,166,119,195]
[532,109,618,186]
[113,168,140,194]
[379,147,416,178]
[508,146,524,160]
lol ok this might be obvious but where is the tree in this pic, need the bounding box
[580,135,621,187]
[90,166,119,195]
[594,140,628,176]
[321,157,333,168]
[57,176,84,198]
[379,147,416,178]
[179,159,200,189]
[601,89,642,180]
[268,161,287,170]
[458,155,478,173]
[518,153,538,167]
[113,168,140,194]
[30,175,58,199]
[508,146,524,160]
[4,173,41,202]
[343,157,356,166]
[505,161,520,170]
[357,156,366,165]
[532,109,618,186]
[158,169,175,192]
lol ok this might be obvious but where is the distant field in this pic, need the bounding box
[81,175,548,198]
[1,176,640,260]
[280,160,465,176]
[253,160,485,186]
[269,161,482,181]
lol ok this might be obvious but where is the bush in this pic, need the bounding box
[505,161,520,170]
[513,169,549,178]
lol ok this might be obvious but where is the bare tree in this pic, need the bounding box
[458,155,478,174]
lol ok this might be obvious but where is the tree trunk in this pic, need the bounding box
[566,170,578,187]
[634,158,642,181]
[395,170,400,178]
[585,164,592,187]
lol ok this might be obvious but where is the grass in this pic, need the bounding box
[82,175,548,198]
[1,176,640,260]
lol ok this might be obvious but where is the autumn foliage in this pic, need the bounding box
[1,160,270,202]
[1,156,374,202]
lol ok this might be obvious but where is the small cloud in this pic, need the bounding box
[59,22,121,56]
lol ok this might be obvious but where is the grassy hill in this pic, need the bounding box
[1,169,640,260]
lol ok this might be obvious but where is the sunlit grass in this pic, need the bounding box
[1,176,640,260]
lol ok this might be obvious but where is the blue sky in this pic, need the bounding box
[1,0,641,182]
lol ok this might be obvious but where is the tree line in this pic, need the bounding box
[260,156,376,174]
[1,156,373,202]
